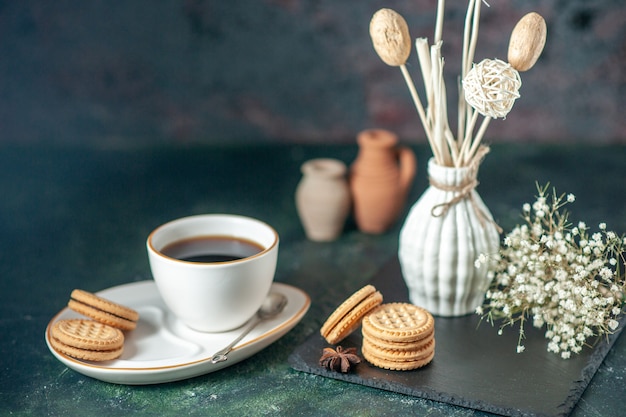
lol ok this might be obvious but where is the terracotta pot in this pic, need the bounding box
[295,158,351,242]
[398,158,500,316]
[350,129,416,234]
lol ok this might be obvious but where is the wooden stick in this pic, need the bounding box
[429,54,444,165]
[433,0,447,160]
[466,0,482,76]
[434,0,446,44]
[458,0,477,143]
[459,109,479,163]
[415,38,433,120]
[457,76,465,144]
[463,0,483,153]
[399,64,430,136]
[465,115,491,164]
[430,43,452,166]
[445,127,460,167]
[437,59,459,166]
[399,64,442,163]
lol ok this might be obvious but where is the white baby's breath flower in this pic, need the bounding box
[475,253,489,268]
[599,268,613,280]
[533,198,546,211]
[477,183,626,359]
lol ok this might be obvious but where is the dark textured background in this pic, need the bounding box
[1,0,624,148]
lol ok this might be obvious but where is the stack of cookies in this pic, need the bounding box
[48,289,139,362]
[49,319,126,362]
[361,303,435,370]
[320,285,436,371]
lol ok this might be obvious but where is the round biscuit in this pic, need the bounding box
[324,291,383,345]
[49,335,123,362]
[362,303,434,343]
[320,285,377,338]
[70,289,139,322]
[362,335,435,362]
[362,325,434,352]
[362,342,435,371]
[68,299,137,331]
[51,319,124,351]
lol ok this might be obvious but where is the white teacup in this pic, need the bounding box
[147,214,279,332]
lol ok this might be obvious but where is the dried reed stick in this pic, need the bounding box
[399,64,441,163]
[434,0,446,44]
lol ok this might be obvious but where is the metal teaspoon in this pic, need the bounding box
[210,292,288,363]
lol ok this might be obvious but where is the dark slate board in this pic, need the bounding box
[288,256,626,417]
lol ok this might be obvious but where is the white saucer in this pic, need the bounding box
[45,281,310,385]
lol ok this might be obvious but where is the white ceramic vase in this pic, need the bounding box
[398,158,500,317]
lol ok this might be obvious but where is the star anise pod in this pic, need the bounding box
[319,346,361,373]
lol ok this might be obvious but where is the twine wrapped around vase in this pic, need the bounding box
[429,146,502,233]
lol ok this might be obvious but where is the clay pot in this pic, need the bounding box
[350,129,416,234]
[295,158,351,242]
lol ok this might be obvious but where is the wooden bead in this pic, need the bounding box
[508,12,547,72]
[369,8,412,67]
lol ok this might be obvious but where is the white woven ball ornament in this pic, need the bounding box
[463,58,522,119]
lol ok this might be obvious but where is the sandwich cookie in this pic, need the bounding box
[320,285,383,345]
[68,289,139,331]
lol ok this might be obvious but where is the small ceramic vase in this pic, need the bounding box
[398,158,500,317]
[295,158,351,242]
[350,129,416,234]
